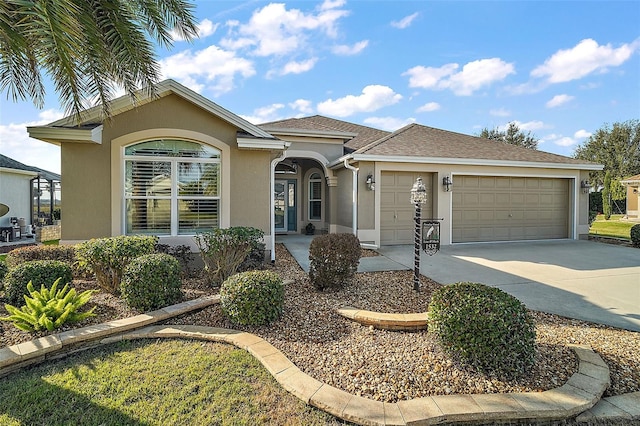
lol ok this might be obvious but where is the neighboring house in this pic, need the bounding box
[621,174,640,219]
[27,79,602,260]
[0,154,60,230]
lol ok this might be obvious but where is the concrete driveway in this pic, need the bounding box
[377,240,640,332]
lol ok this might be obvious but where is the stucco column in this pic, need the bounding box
[326,175,338,234]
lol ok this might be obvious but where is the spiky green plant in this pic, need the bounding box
[1,278,96,332]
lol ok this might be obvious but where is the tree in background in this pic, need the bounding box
[574,119,640,186]
[478,122,539,149]
[0,0,198,121]
[602,170,612,220]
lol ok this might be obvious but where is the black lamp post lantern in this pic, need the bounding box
[410,177,427,291]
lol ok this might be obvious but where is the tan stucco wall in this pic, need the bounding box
[357,161,376,230]
[335,167,354,229]
[60,94,269,243]
[627,185,639,217]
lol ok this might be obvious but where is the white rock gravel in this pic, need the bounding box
[2,244,638,403]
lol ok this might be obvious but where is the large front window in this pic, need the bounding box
[124,139,220,235]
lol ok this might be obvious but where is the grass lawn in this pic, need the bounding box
[589,214,634,239]
[0,339,341,426]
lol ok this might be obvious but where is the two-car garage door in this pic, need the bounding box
[452,176,569,243]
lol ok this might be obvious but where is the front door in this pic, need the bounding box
[275,179,297,233]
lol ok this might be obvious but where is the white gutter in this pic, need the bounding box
[343,159,359,236]
[270,151,287,262]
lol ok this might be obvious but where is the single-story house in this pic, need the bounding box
[27,79,602,260]
[621,174,640,219]
[0,154,61,233]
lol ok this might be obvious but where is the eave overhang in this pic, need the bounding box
[27,125,103,145]
[237,137,291,151]
[328,154,604,171]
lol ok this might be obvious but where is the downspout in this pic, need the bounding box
[343,159,358,236]
[270,151,287,262]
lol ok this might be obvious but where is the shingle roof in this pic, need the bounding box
[0,154,60,181]
[259,115,390,151]
[355,123,597,166]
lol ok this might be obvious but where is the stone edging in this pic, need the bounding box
[337,306,429,331]
[0,296,615,425]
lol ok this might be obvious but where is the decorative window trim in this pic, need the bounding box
[306,168,323,222]
[111,129,230,236]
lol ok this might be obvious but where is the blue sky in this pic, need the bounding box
[1,0,639,174]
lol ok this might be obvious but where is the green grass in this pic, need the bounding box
[0,339,342,425]
[589,214,634,239]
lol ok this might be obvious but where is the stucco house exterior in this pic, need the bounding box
[621,174,640,219]
[27,79,602,260]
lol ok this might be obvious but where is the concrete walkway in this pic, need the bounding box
[279,236,640,332]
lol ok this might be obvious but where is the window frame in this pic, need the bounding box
[307,170,323,222]
[123,139,221,236]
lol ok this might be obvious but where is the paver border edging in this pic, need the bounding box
[106,326,610,426]
[337,306,429,331]
[0,296,612,426]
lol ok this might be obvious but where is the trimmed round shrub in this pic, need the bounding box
[120,253,182,311]
[428,282,536,377]
[6,245,76,269]
[3,260,73,306]
[308,233,361,291]
[631,223,640,248]
[220,270,284,326]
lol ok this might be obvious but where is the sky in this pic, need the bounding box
[1,0,639,175]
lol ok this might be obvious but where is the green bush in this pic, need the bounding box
[631,224,640,248]
[6,245,80,276]
[220,270,283,326]
[120,253,182,311]
[3,260,73,306]
[1,278,96,332]
[428,282,536,377]
[155,243,194,277]
[0,262,8,284]
[75,235,156,294]
[196,227,264,286]
[308,233,361,291]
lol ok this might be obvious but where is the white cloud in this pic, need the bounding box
[171,19,218,42]
[289,99,314,114]
[531,38,639,83]
[546,94,575,108]
[317,85,402,117]
[221,1,349,57]
[511,120,546,132]
[160,45,255,95]
[490,108,511,117]
[404,58,515,96]
[240,103,285,124]
[416,102,441,112]
[280,58,318,75]
[541,133,577,147]
[363,116,415,131]
[332,40,369,55]
[0,109,64,174]
[391,12,419,29]
[574,129,592,139]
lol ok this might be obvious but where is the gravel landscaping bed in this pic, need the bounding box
[2,244,638,403]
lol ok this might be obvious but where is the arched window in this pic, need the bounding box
[308,172,322,221]
[123,139,220,235]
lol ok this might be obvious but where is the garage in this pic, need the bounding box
[380,171,433,244]
[452,176,570,243]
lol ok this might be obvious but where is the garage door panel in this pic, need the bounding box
[381,171,433,244]
[453,176,569,243]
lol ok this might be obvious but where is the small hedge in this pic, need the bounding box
[308,233,360,291]
[3,260,73,306]
[120,253,182,311]
[0,262,8,284]
[75,235,157,294]
[631,224,640,248]
[6,245,76,269]
[220,270,283,326]
[428,282,536,378]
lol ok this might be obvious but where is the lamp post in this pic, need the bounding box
[410,177,427,291]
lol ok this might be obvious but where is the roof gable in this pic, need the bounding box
[260,115,390,151]
[0,154,60,180]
